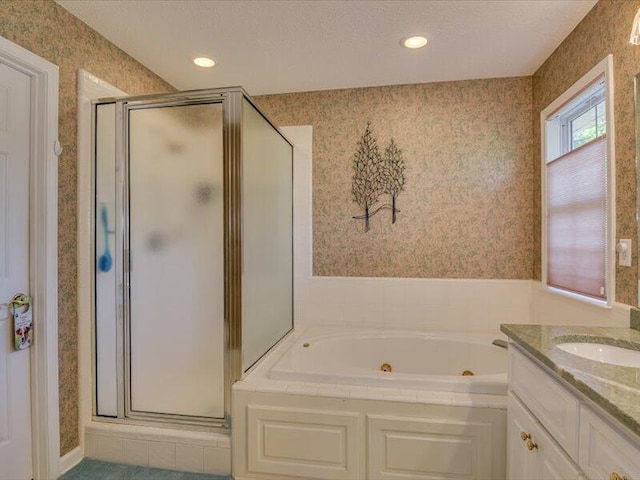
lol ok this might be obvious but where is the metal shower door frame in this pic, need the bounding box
[91,87,252,432]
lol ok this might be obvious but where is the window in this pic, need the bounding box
[570,99,606,149]
[542,55,614,305]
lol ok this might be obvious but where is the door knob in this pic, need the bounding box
[610,473,628,480]
[1,293,32,312]
[4,294,33,350]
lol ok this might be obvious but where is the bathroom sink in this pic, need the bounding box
[556,342,640,368]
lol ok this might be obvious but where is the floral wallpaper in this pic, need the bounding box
[3,0,637,463]
[0,0,174,455]
[532,0,640,306]
[255,77,535,279]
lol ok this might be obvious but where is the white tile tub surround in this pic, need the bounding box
[297,277,532,335]
[83,422,230,475]
[531,281,631,327]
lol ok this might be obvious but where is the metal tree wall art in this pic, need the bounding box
[383,138,406,224]
[351,123,407,232]
[351,122,385,232]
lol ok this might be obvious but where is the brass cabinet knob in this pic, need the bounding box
[610,473,628,480]
[520,431,531,441]
[526,440,538,451]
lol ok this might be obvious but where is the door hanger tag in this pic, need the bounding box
[11,294,33,351]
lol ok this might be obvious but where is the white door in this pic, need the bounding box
[0,62,33,480]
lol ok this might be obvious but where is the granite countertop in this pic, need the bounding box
[500,324,640,438]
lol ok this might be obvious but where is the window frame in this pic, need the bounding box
[541,54,615,307]
[566,96,606,150]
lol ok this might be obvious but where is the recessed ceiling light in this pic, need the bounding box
[401,35,428,49]
[193,56,216,68]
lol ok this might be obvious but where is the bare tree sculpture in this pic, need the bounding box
[383,138,406,224]
[351,122,385,232]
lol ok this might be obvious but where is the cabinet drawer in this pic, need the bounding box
[579,407,640,480]
[509,347,579,460]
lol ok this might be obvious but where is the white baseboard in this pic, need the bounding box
[59,446,83,476]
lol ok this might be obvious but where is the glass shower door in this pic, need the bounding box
[126,102,224,419]
[93,87,293,427]
[241,99,293,371]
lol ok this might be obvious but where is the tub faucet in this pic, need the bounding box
[492,339,508,350]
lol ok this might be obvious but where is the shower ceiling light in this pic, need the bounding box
[401,35,428,49]
[193,56,216,68]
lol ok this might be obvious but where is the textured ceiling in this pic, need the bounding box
[56,0,597,95]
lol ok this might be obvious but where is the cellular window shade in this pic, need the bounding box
[546,135,607,299]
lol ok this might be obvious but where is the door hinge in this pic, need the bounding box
[53,139,63,156]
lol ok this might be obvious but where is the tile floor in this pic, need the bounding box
[59,458,230,480]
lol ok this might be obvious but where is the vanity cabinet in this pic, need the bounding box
[507,393,582,480]
[507,346,640,480]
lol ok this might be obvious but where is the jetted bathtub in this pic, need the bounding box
[270,328,508,395]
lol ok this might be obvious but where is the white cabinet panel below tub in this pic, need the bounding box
[247,405,360,479]
[367,414,494,479]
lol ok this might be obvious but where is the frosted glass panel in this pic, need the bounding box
[95,103,118,416]
[242,100,293,371]
[128,103,224,418]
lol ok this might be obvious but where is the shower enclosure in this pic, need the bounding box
[92,88,293,429]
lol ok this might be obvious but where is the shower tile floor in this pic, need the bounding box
[60,459,230,480]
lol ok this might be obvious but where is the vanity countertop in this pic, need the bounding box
[501,324,640,438]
